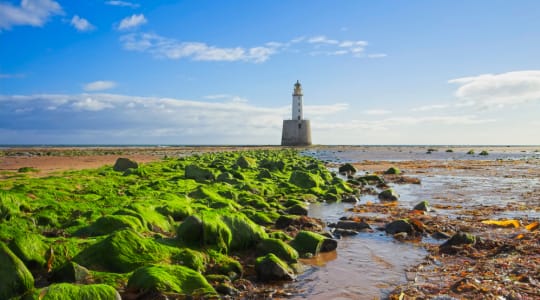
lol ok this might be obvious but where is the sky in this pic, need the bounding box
[1,0,539,145]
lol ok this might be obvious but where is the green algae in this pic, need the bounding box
[0,242,34,299]
[290,230,327,256]
[256,238,299,263]
[38,283,120,300]
[127,264,216,296]
[0,149,353,296]
[8,232,49,268]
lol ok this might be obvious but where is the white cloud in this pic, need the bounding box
[449,70,540,109]
[410,104,450,112]
[0,0,63,30]
[105,1,139,8]
[308,35,339,44]
[72,97,114,111]
[120,33,277,63]
[367,53,387,58]
[70,15,94,32]
[83,80,117,91]
[117,13,147,30]
[363,109,391,115]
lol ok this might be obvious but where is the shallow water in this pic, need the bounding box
[290,149,540,298]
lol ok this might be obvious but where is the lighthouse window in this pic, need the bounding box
[298,123,302,129]
[297,116,300,120]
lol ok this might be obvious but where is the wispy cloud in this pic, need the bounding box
[105,1,139,8]
[83,80,117,91]
[0,93,350,143]
[410,104,450,112]
[117,13,146,30]
[449,70,540,109]
[70,15,95,32]
[120,33,278,63]
[308,35,339,45]
[0,0,63,30]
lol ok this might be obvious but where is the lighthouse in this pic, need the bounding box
[281,80,312,146]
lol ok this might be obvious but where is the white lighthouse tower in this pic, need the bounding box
[281,80,312,146]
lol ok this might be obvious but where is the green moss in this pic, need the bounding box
[75,215,145,236]
[290,231,326,256]
[185,164,215,182]
[120,203,173,233]
[0,190,22,221]
[74,229,174,273]
[171,248,207,272]
[8,232,49,268]
[289,171,324,189]
[222,213,267,251]
[467,149,475,155]
[268,231,293,241]
[384,166,401,175]
[256,238,298,263]
[479,150,489,156]
[255,253,295,281]
[39,283,119,300]
[127,264,216,296]
[0,242,34,299]
[206,249,243,277]
[236,156,256,168]
[338,163,357,174]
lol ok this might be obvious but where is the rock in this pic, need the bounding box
[357,174,385,185]
[185,164,216,182]
[257,169,273,179]
[290,230,337,255]
[440,232,476,249]
[75,215,145,236]
[127,264,216,296]
[113,157,138,172]
[0,242,34,299]
[8,232,48,268]
[289,171,324,189]
[432,231,451,240]
[413,200,430,212]
[256,238,299,262]
[384,166,401,175]
[321,238,338,252]
[282,199,305,208]
[50,261,90,284]
[236,156,257,168]
[38,283,121,300]
[335,220,371,231]
[385,219,414,234]
[378,188,399,201]
[275,215,299,229]
[341,195,358,203]
[332,228,358,237]
[255,253,296,282]
[216,172,237,184]
[338,163,357,174]
[479,150,489,156]
[286,204,308,216]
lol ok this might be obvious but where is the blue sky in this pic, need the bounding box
[1,0,539,145]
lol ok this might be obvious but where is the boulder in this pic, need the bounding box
[275,215,299,229]
[256,238,299,263]
[185,164,215,182]
[384,166,401,175]
[236,156,256,168]
[49,261,90,284]
[413,200,430,212]
[38,283,121,300]
[286,204,308,216]
[385,219,414,235]
[440,232,476,249]
[333,228,359,237]
[338,163,357,174]
[216,172,238,184]
[342,195,358,203]
[113,157,138,172]
[289,171,324,189]
[255,253,295,282]
[378,188,399,201]
[127,264,216,296]
[0,242,34,299]
[75,215,144,236]
[357,174,385,185]
[290,230,337,256]
[335,220,371,232]
[8,232,48,268]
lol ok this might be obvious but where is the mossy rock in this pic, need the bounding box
[384,166,401,175]
[283,199,305,208]
[171,248,207,273]
[0,242,34,299]
[38,283,120,300]
[121,203,173,233]
[258,159,285,171]
[256,238,298,263]
[378,188,399,201]
[127,264,216,296]
[338,163,357,174]
[268,231,293,241]
[236,156,256,168]
[8,232,48,268]
[113,157,138,172]
[222,213,267,251]
[49,262,90,284]
[275,214,300,229]
[243,209,274,225]
[289,171,324,189]
[413,200,430,212]
[156,201,193,221]
[255,253,295,282]
[0,191,21,221]
[286,204,308,216]
[385,219,413,235]
[357,174,385,185]
[185,164,215,182]
[75,215,145,236]
[440,232,476,248]
[176,215,204,245]
[467,150,475,155]
[177,213,231,252]
[479,150,489,156]
[74,229,173,273]
[206,249,243,278]
[216,172,238,184]
[290,230,336,256]
[257,169,273,179]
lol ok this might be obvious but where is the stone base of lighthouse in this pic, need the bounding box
[281,120,312,146]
